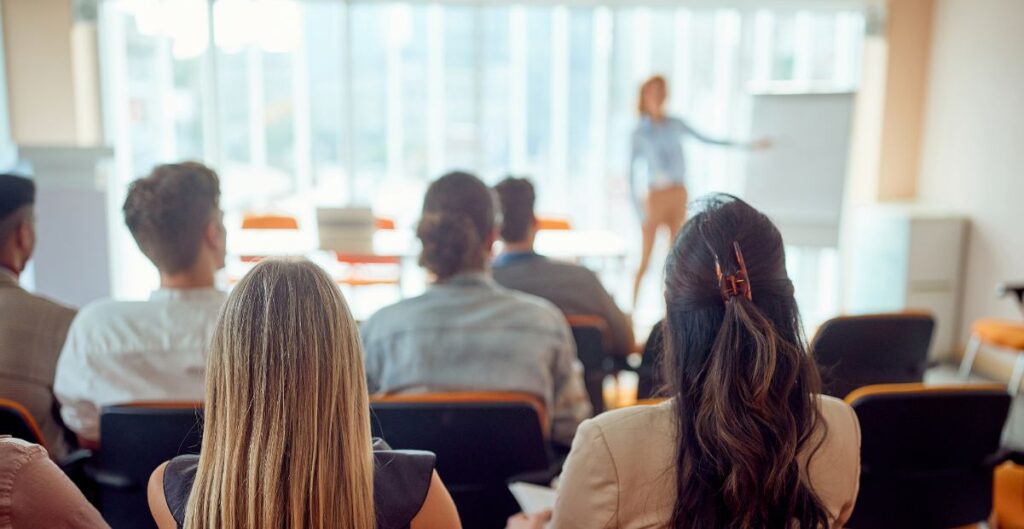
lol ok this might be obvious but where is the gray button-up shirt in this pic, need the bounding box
[361,272,592,446]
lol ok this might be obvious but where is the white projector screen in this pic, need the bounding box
[743,91,854,247]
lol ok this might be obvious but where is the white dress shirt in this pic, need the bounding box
[54,288,226,441]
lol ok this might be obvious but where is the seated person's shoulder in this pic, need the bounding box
[71,298,144,327]
[815,394,861,454]
[498,287,567,324]
[0,436,47,462]
[4,286,76,319]
[817,394,858,431]
[572,401,677,466]
[588,399,673,434]
[361,296,427,335]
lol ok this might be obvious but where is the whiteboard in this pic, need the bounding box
[743,92,853,247]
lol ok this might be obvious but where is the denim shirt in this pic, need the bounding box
[361,272,592,446]
[630,116,735,208]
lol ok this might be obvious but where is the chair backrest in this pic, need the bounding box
[96,402,204,529]
[567,315,611,369]
[811,313,935,398]
[241,213,299,230]
[845,384,1011,529]
[535,216,572,231]
[0,398,45,447]
[370,392,550,529]
[567,315,612,413]
[638,320,667,400]
[374,216,396,230]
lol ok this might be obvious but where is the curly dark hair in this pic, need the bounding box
[416,171,495,281]
[123,161,221,274]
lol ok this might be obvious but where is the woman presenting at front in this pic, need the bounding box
[631,75,769,308]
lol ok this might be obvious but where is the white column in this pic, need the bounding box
[508,6,527,172]
[426,4,445,177]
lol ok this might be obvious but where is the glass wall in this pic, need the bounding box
[99,0,864,325]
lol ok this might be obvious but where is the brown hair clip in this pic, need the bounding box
[715,241,753,302]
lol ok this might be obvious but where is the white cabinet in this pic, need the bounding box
[845,205,968,360]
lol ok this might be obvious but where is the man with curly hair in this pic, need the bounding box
[55,162,228,443]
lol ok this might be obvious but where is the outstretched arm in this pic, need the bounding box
[677,119,770,149]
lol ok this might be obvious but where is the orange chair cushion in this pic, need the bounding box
[536,216,572,231]
[242,214,299,230]
[995,462,1024,529]
[973,319,1024,350]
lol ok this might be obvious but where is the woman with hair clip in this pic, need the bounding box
[509,195,860,529]
[630,75,770,309]
[146,259,461,529]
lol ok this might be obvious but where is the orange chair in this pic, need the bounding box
[234,214,302,278]
[535,215,572,231]
[374,216,397,230]
[336,216,402,289]
[241,213,299,230]
[370,391,550,529]
[89,401,204,528]
[0,398,46,447]
[844,384,1012,528]
[996,462,1024,529]
[567,315,614,413]
[811,312,934,398]
[959,319,1024,393]
[372,391,548,434]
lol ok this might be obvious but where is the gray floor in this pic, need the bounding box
[925,364,1024,449]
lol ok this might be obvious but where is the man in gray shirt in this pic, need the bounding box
[492,177,634,358]
[361,172,591,448]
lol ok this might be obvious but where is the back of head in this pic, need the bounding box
[417,171,495,280]
[494,177,536,243]
[662,194,827,528]
[123,162,221,274]
[186,259,374,529]
[0,174,35,248]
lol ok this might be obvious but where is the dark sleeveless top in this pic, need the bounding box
[162,439,436,529]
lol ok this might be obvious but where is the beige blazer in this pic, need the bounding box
[0,274,76,458]
[550,396,861,529]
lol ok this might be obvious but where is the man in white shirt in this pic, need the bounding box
[54,162,228,443]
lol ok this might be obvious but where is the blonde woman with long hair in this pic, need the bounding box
[147,259,461,529]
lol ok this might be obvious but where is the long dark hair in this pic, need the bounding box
[663,194,829,528]
[417,171,495,281]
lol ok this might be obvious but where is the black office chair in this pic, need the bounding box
[568,314,613,413]
[90,402,204,529]
[812,313,934,398]
[637,320,667,400]
[371,392,551,529]
[0,398,46,446]
[846,384,1013,528]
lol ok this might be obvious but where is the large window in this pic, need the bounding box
[100,0,864,325]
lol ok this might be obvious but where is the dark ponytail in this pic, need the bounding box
[417,211,483,281]
[664,194,829,528]
[417,171,495,281]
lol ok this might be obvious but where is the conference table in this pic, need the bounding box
[227,227,628,294]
